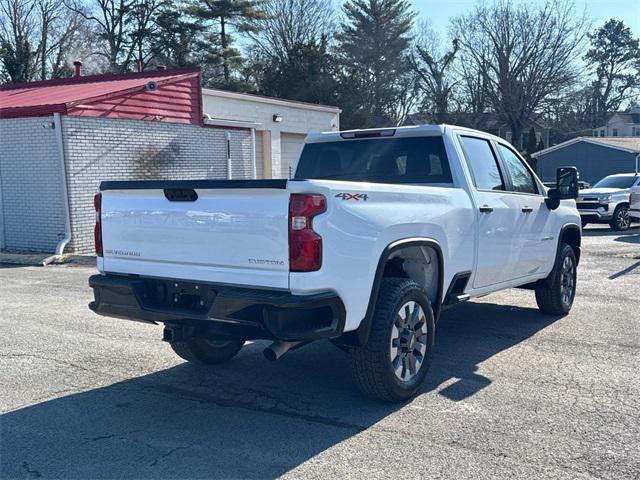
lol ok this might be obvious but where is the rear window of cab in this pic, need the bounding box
[294,136,452,185]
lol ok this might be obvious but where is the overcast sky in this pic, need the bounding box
[408,0,640,38]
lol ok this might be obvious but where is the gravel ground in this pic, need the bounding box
[1,225,639,480]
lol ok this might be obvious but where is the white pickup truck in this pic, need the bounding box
[89,125,582,402]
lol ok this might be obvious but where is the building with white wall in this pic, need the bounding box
[0,67,340,255]
[202,89,340,179]
[592,107,640,137]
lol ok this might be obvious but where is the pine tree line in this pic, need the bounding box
[1,0,639,145]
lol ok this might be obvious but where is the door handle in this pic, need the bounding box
[522,206,533,213]
[479,205,494,213]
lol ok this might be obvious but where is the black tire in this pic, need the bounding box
[170,337,244,364]
[535,243,577,316]
[609,205,630,231]
[349,278,435,402]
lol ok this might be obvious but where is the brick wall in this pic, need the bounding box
[0,116,67,252]
[62,116,252,253]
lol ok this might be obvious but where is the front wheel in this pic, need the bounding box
[535,243,577,316]
[170,337,245,364]
[349,278,435,402]
[609,205,630,231]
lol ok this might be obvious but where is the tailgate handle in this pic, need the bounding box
[164,189,198,202]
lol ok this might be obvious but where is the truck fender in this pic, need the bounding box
[523,223,581,290]
[338,237,444,347]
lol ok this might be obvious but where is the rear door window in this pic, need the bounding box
[497,144,539,194]
[294,136,452,185]
[459,136,505,191]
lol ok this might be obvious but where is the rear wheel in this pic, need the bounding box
[170,337,245,364]
[609,205,630,231]
[349,278,435,402]
[535,243,577,316]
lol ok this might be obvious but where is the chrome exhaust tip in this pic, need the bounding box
[263,341,304,361]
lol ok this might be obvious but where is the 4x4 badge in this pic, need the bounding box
[335,193,368,201]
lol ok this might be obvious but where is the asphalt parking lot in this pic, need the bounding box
[1,225,639,480]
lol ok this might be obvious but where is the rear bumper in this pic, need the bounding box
[89,274,345,342]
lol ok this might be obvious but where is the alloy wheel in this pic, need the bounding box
[617,208,630,229]
[560,256,576,307]
[389,301,428,382]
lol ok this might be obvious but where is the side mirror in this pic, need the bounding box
[545,166,579,210]
[557,166,579,199]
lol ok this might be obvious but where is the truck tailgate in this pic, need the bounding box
[100,181,290,289]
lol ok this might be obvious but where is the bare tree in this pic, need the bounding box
[65,0,134,71]
[127,0,166,70]
[36,0,57,79]
[410,21,459,123]
[248,0,334,61]
[0,0,38,82]
[35,0,86,79]
[452,0,589,145]
[384,68,420,126]
[454,49,488,115]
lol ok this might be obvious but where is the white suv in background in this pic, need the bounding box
[577,173,640,230]
[630,185,640,223]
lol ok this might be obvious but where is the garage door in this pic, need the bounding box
[281,133,306,178]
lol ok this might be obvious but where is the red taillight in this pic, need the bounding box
[94,193,103,257]
[289,194,326,272]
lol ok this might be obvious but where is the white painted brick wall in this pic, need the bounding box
[62,116,252,254]
[202,90,340,178]
[0,116,67,252]
[202,90,340,135]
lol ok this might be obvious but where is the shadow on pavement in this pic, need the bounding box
[608,260,640,279]
[582,226,640,237]
[425,302,560,400]
[1,301,562,479]
[614,233,640,244]
[0,263,39,269]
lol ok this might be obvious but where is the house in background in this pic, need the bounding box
[532,137,640,185]
[592,107,640,137]
[0,66,339,254]
[404,111,550,152]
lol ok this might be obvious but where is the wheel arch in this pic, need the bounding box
[560,223,581,265]
[337,237,444,347]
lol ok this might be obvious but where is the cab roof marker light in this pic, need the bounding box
[340,129,396,139]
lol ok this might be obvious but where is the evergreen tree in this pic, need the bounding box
[336,0,415,127]
[188,0,266,86]
[258,36,337,105]
[151,4,204,68]
[526,127,537,155]
[585,19,640,126]
[525,126,538,170]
